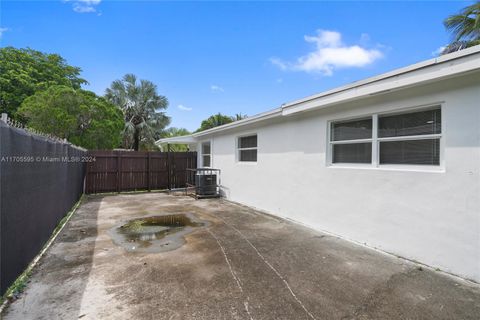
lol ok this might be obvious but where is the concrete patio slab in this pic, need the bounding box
[3,193,480,319]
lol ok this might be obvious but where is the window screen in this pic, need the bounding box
[238,135,257,162]
[239,135,257,148]
[201,142,211,167]
[330,118,372,164]
[379,139,440,165]
[333,143,372,164]
[202,155,211,167]
[202,142,211,155]
[378,107,441,165]
[379,108,441,138]
[331,118,372,141]
[329,107,441,167]
[239,149,257,162]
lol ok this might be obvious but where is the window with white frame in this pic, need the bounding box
[237,135,257,162]
[330,117,373,164]
[329,106,441,166]
[201,141,211,167]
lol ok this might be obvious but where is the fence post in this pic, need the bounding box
[167,144,171,190]
[1,113,8,123]
[117,152,121,193]
[147,152,151,192]
[86,154,90,194]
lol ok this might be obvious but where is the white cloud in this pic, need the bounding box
[177,104,192,111]
[66,0,101,13]
[432,46,446,56]
[0,27,9,38]
[271,30,383,76]
[210,85,224,92]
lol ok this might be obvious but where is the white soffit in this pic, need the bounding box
[156,135,197,144]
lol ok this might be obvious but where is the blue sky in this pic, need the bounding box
[0,1,473,131]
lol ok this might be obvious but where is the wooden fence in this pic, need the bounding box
[85,151,197,194]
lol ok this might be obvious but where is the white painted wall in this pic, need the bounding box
[196,73,480,282]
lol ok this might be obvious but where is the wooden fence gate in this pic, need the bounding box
[85,151,197,194]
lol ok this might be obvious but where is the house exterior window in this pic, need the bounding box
[329,106,442,167]
[238,135,257,162]
[378,108,441,165]
[331,118,373,164]
[201,141,211,167]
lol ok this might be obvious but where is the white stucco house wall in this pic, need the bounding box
[158,46,480,283]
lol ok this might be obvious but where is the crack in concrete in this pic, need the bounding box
[214,216,317,320]
[207,229,254,320]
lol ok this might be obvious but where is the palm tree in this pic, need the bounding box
[233,113,248,121]
[162,127,190,137]
[197,113,234,132]
[160,127,191,151]
[105,74,170,150]
[442,2,480,54]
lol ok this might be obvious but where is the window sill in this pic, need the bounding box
[236,161,258,166]
[327,164,445,173]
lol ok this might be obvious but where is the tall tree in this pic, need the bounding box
[18,85,124,149]
[197,113,234,132]
[105,74,170,151]
[442,2,480,54]
[0,47,87,117]
[160,127,191,151]
[162,127,191,137]
[233,113,248,121]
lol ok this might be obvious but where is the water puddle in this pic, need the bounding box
[108,213,207,253]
